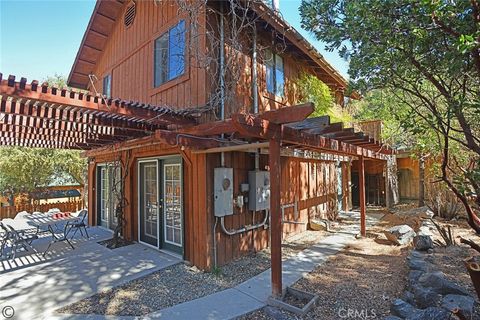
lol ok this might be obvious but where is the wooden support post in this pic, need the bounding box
[269,138,282,297]
[385,160,391,208]
[359,156,366,237]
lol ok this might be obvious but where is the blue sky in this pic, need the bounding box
[0,0,349,83]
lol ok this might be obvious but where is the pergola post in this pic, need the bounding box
[269,138,282,297]
[384,160,391,208]
[359,155,366,237]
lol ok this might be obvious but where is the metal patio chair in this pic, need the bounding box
[68,209,89,240]
[0,222,38,259]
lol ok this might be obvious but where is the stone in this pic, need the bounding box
[408,258,432,272]
[408,270,424,286]
[417,226,434,236]
[418,271,470,296]
[402,290,415,305]
[390,299,419,318]
[413,235,433,251]
[406,307,450,320]
[384,225,416,245]
[441,294,475,318]
[412,284,442,308]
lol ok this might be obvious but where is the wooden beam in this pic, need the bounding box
[178,120,235,136]
[155,130,222,149]
[359,156,366,237]
[269,138,282,297]
[192,142,270,154]
[259,103,314,124]
[0,79,195,126]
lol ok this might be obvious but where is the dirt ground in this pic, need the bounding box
[240,205,480,320]
[239,217,409,320]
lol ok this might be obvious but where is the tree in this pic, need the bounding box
[300,0,480,232]
[0,147,86,204]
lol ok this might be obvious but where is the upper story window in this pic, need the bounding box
[103,74,112,98]
[154,20,186,87]
[265,50,284,97]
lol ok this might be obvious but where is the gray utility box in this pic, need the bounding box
[248,171,270,211]
[214,168,234,217]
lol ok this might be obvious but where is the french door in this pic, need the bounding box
[138,157,183,254]
[97,164,120,230]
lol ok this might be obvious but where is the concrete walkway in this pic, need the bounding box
[0,227,180,320]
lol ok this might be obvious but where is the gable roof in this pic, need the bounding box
[68,0,350,93]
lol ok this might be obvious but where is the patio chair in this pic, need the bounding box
[0,222,38,259]
[14,211,30,220]
[68,209,89,239]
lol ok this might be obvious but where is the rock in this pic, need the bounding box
[418,271,470,296]
[402,290,415,305]
[427,248,434,254]
[412,284,442,308]
[384,316,402,320]
[408,270,424,286]
[417,226,434,236]
[413,235,433,251]
[441,294,475,318]
[384,225,416,245]
[406,307,450,320]
[390,299,419,318]
[408,258,432,272]
[409,251,426,259]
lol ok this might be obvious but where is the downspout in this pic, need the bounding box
[252,24,260,172]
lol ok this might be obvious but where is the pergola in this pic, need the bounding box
[1,74,394,297]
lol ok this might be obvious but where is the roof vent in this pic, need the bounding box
[124,2,136,28]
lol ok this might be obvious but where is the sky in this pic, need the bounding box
[0,0,350,83]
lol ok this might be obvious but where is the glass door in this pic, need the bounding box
[162,161,183,253]
[139,161,159,247]
[97,164,120,230]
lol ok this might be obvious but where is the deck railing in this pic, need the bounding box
[0,200,84,220]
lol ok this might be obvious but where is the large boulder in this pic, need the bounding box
[418,271,470,296]
[390,299,419,318]
[384,225,416,245]
[405,307,450,320]
[413,235,433,251]
[441,294,475,318]
[412,284,442,308]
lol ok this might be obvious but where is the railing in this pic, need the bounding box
[0,200,84,220]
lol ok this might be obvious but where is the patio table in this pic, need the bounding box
[27,212,79,256]
[4,212,79,256]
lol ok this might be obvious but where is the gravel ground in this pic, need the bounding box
[58,229,329,316]
[239,222,409,320]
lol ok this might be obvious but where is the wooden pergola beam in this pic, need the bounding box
[259,103,314,124]
[0,77,195,126]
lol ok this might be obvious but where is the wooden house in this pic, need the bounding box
[0,0,394,296]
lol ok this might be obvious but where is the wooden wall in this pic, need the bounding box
[398,157,420,200]
[87,144,211,269]
[206,151,339,267]
[91,1,207,110]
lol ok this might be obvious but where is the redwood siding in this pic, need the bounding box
[91,1,207,111]
[206,152,339,267]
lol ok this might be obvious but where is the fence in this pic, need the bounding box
[0,200,84,220]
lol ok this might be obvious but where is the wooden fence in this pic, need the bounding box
[0,200,84,220]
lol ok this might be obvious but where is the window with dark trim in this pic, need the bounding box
[103,74,112,98]
[154,20,186,87]
[265,50,284,97]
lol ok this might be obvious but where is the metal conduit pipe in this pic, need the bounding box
[220,209,269,236]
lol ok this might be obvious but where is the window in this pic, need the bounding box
[154,20,186,87]
[266,50,284,96]
[103,74,111,98]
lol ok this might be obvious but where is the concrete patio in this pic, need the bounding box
[0,227,180,320]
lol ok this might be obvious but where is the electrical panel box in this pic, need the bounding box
[248,171,270,211]
[214,168,234,217]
